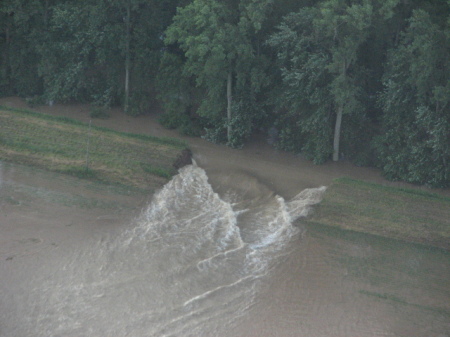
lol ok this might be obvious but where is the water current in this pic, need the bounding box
[1,162,449,337]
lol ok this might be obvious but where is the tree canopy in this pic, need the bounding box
[1,0,448,187]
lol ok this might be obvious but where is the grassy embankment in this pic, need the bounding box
[305,177,450,251]
[0,106,188,192]
[1,106,449,250]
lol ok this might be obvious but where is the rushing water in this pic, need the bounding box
[1,162,449,337]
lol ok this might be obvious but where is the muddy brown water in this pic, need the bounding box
[1,98,449,336]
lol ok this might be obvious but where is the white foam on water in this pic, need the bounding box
[287,186,327,220]
[12,163,326,337]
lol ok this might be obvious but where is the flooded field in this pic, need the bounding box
[1,162,449,337]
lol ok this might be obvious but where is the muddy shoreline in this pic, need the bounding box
[2,96,448,199]
[1,95,449,249]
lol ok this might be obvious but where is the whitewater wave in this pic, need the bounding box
[15,163,326,337]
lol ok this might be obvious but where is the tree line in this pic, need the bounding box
[1,0,449,187]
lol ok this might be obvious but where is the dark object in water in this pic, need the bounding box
[173,149,193,169]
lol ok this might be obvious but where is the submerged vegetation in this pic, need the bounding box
[359,290,450,317]
[305,177,450,250]
[0,106,188,191]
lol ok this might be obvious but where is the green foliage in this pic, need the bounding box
[156,52,195,118]
[377,9,450,187]
[0,0,45,97]
[268,1,375,163]
[226,100,254,148]
[36,1,122,104]
[122,0,179,114]
[340,110,377,166]
[25,95,46,108]
[1,0,178,113]
[274,104,334,164]
[126,91,155,116]
[275,121,304,154]
[156,52,206,137]
[159,109,204,137]
[164,0,274,144]
[178,121,204,137]
[203,120,228,145]
[1,0,449,189]
[164,0,241,128]
[159,111,189,130]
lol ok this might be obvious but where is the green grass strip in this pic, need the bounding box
[0,105,187,148]
[305,177,450,250]
[0,106,189,190]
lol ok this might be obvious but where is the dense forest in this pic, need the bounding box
[1,0,449,187]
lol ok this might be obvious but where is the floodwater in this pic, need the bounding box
[1,161,449,337]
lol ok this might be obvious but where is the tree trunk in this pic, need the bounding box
[333,60,347,161]
[5,15,11,90]
[124,1,131,113]
[333,104,343,161]
[227,70,232,142]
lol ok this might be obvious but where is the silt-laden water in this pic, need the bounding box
[0,162,449,336]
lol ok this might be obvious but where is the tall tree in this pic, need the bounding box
[268,0,374,163]
[37,1,123,104]
[110,0,172,114]
[33,0,171,112]
[0,0,49,97]
[164,0,274,146]
[377,7,450,187]
[124,0,131,113]
[121,0,148,114]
